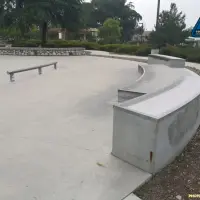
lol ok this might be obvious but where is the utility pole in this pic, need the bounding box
[156,0,161,30]
[139,23,144,43]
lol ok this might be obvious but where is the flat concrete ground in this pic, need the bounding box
[0,56,150,200]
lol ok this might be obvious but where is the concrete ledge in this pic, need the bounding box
[118,65,146,102]
[117,63,192,103]
[148,54,185,68]
[88,53,148,63]
[0,47,89,56]
[118,90,144,103]
[112,76,200,174]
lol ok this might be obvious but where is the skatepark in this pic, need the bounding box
[1,49,200,200]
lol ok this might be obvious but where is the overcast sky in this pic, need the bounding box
[85,0,200,30]
[133,0,200,30]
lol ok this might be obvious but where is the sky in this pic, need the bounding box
[85,0,200,30]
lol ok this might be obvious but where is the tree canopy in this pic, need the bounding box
[0,0,143,43]
[83,0,142,42]
[0,0,82,43]
[150,3,190,47]
[99,18,122,44]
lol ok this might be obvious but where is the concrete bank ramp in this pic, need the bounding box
[148,54,185,68]
[118,64,198,102]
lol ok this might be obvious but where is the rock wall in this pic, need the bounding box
[0,47,89,56]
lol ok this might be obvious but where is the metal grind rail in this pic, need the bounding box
[7,62,58,82]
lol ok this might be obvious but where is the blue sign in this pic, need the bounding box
[192,18,200,37]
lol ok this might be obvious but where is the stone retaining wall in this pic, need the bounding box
[0,47,90,56]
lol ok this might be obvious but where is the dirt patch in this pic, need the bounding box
[186,67,200,76]
[134,67,200,200]
[134,127,200,200]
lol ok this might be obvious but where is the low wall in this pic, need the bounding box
[118,65,146,102]
[112,76,200,174]
[148,54,185,68]
[0,47,89,56]
[118,90,144,103]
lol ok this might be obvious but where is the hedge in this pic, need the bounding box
[11,40,200,63]
[12,40,151,56]
[12,40,100,49]
[160,45,200,63]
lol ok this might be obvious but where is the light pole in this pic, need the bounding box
[156,0,161,30]
[139,23,144,43]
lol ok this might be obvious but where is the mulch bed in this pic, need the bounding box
[134,67,200,200]
[134,127,200,200]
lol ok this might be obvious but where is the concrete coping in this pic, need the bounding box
[118,64,148,92]
[149,54,185,61]
[117,76,200,120]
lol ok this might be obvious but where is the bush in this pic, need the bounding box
[160,45,200,63]
[115,45,139,54]
[11,39,152,56]
[12,39,41,47]
[135,45,151,56]
[99,44,142,55]
[99,44,123,52]
[9,39,200,63]
[12,40,100,50]
[43,40,100,50]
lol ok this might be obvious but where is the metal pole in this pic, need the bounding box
[156,0,161,30]
[141,23,143,43]
[139,23,144,43]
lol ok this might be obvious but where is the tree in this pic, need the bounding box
[81,2,95,29]
[0,0,82,44]
[149,3,189,47]
[90,0,142,42]
[99,18,121,44]
[120,2,142,42]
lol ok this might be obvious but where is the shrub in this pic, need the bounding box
[43,40,100,50]
[12,39,40,47]
[11,40,152,57]
[160,45,200,63]
[99,44,142,55]
[12,40,100,50]
[187,55,200,63]
[135,45,151,56]
[99,18,122,44]
[99,44,123,52]
[79,41,100,50]
[115,45,139,54]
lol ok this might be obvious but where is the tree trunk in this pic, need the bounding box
[41,21,47,46]
[16,0,25,38]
